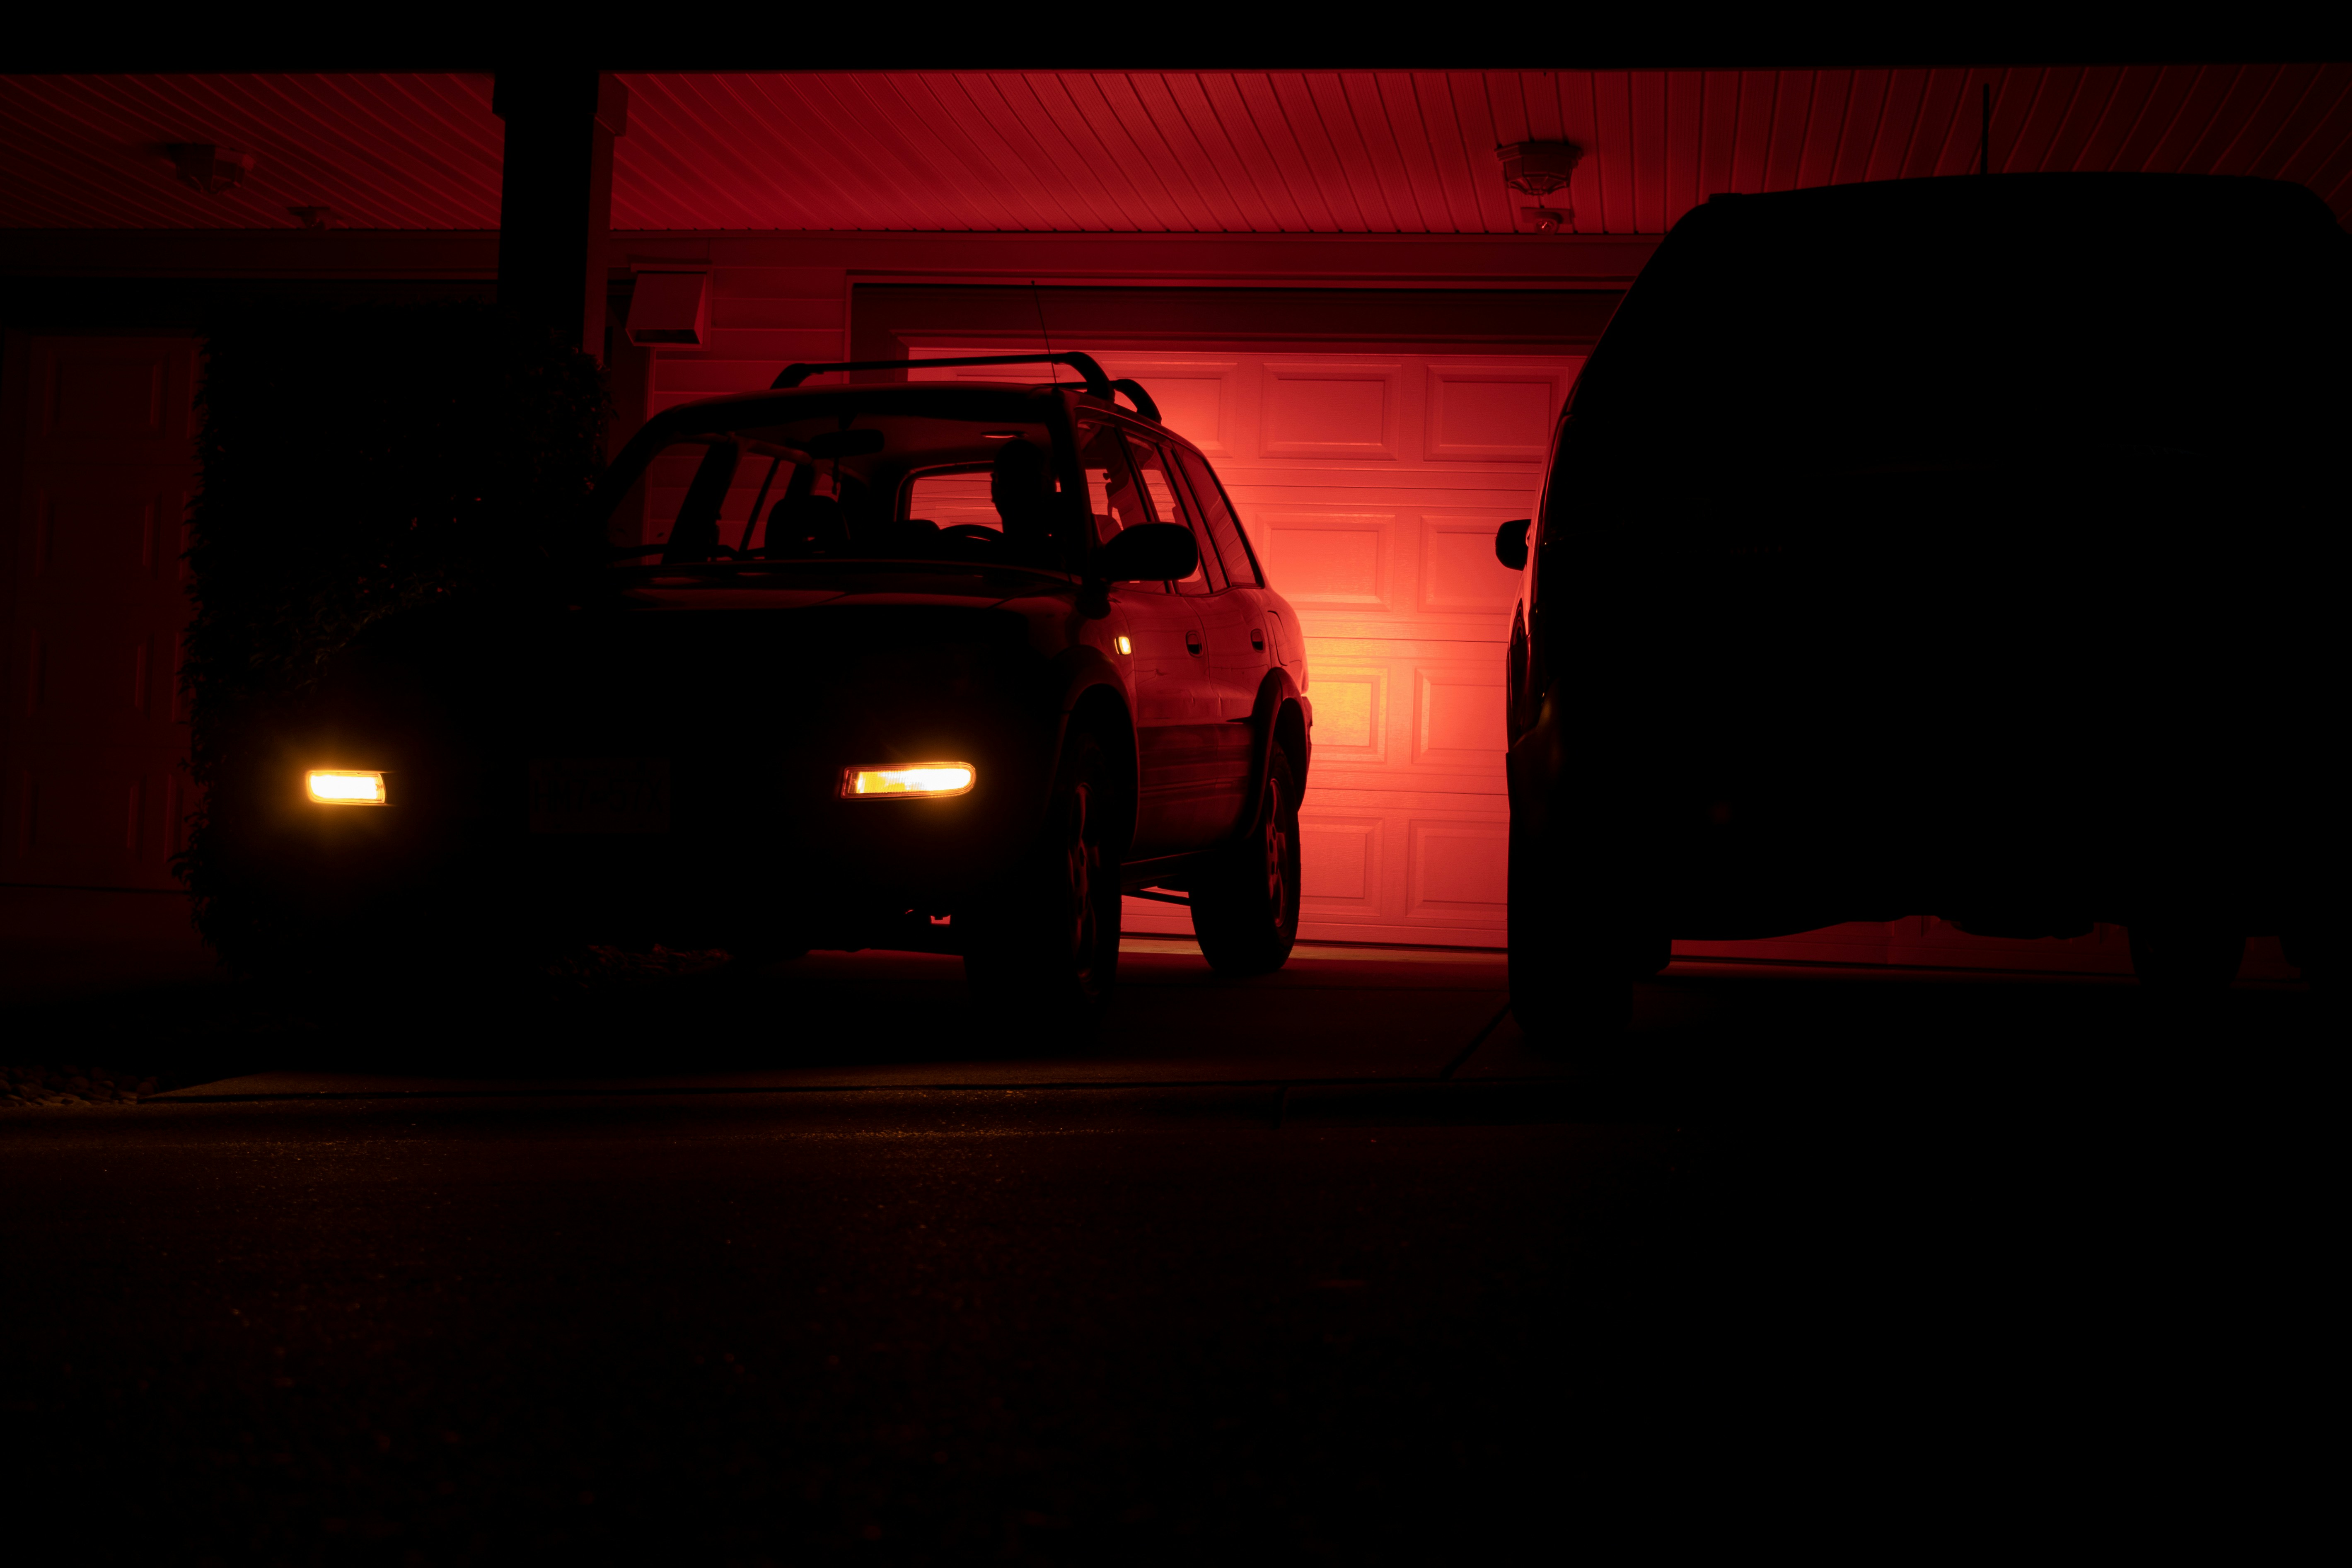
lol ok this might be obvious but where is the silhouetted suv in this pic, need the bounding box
[230,353,1311,1003]
[1499,174,2346,1032]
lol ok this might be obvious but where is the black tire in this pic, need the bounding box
[1192,747,1303,976]
[1507,812,1665,1046]
[962,730,1121,1007]
[2126,922,2246,991]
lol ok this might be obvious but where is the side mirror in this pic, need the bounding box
[1095,522,1199,583]
[1495,518,1531,571]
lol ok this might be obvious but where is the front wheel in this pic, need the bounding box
[1191,749,1303,976]
[962,730,1121,1007]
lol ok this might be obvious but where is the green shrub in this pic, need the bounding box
[176,300,609,962]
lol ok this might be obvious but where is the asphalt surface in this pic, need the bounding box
[2,895,2335,1561]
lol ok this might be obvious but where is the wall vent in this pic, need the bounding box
[625,269,711,348]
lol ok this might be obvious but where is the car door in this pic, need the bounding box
[1138,435,1262,844]
[1076,421,1207,858]
[1174,440,1298,694]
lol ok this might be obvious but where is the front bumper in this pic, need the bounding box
[228,608,1072,948]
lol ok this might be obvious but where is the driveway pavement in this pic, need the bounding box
[155,942,1518,1102]
[1,889,2330,1560]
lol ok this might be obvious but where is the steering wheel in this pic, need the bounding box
[937,524,1005,546]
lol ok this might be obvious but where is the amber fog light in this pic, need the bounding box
[841,763,975,800]
[306,769,387,805]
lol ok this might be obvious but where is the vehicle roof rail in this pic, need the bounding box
[1107,378,1160,422]
[769,351,1119,401]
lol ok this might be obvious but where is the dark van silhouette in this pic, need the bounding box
[1498,174,2347,1034]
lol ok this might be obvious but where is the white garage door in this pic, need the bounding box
[913,345,1574,949]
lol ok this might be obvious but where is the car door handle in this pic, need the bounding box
[1185,630,1203,655]
[1250,628,1265,652]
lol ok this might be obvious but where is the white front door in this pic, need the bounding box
[4,336,198,890]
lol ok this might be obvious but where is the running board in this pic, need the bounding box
[1126,888,1191,907]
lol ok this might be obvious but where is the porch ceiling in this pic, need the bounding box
[4,67,2349,236]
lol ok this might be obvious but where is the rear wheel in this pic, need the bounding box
[962,731,1121,1008]
[1192,749,1303,976]
[1508,814,1665,1046]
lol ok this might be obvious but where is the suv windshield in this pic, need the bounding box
[602,394,1082,573]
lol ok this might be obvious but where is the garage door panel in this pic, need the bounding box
[1255,510,1396,611]
[1299,785,1514,814]
[1405,818,1510,920]
[1312,765,1504,798]
[1097,359,1237,455]
[1221,469,1542,503]
[1297,813,1385,912]
[1291,917,1513,947]
[1303,664,1388,763]
[1296,645,1508,790]
[1259,362,1402,460]
[1423,362,1578,461]
[909,348,1245,457]
[1233,499,1535,644]
[1413,665,1508,768]
[1419,514,1525,619]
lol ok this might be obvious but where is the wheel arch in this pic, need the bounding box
[1238,668,1310,843]
[1056,665,1139,860]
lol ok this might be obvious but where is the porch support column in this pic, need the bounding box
[492,70,626,358]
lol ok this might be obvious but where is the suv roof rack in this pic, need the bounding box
[767,352,1160,421]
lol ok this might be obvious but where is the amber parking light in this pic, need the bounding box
[841,763,975,800]
[305,769,387,805]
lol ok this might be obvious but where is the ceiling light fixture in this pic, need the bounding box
[1498,140,1581,234]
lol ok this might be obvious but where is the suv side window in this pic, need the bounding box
[1172,447,1260,587]
[1076,421,1166,590]
[1132,435,1226,594]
